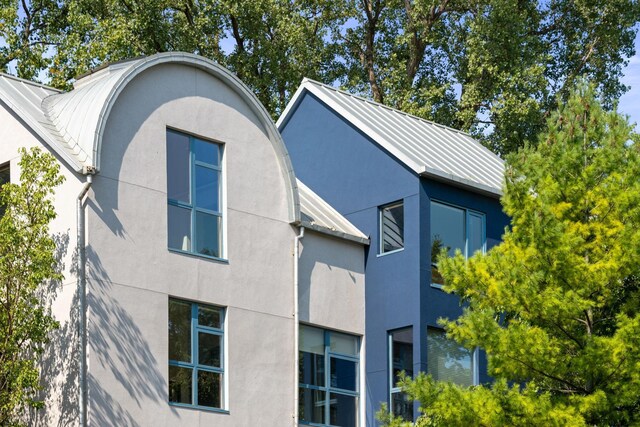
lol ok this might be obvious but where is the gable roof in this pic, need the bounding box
[297,180,369,245]
[277,78,505,197]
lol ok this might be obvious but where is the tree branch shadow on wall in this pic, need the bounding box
[85,245,178,426]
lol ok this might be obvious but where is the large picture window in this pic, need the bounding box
[299,325,360,427]
[430,201,485,286]
[426,327,476,387]
[380,201,404,254]
[168,299,225,410]
[388,328,413,421]
[167,129,223,258]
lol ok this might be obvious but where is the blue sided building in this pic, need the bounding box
[277,79,510,426]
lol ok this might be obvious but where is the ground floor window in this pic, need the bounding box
[388,327,413,421]
[426,327,476,387]
[299,325,360,426]
[168,298,225,410]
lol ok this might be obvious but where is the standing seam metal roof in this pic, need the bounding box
[277,78,505,197]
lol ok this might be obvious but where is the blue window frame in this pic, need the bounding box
[430,200,485,287]
[168,299,225,411]
[299,325,360,427]
[379,201,404,254]
[166,129,224,259]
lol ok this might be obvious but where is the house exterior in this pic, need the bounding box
[278,79,509,426]
[0,53,368,427]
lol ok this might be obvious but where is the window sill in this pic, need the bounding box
[168,248,229,263]
[430,283,444,290]
[377,248,404,257]
[169,402,229,414]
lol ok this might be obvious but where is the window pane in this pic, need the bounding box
[300,325,325,355]
[194,138,219,165]
[431,202,465,285]
[330,358,357,391]
[330,332,358,356]
[391,391,413,421]
[168,300,191,363]
[168,205,192,251]
[198,305,222,329]
[329,393,357,427]
[391,328,413,386]
[197,370,222,408]
[195,166,219,212]
[166,130,190,203]
[427,328,473,387]
[382,203,404,253]
[195,212,220,257]
[299,351,325,387]
[198,332,221,368]
[0,164,9,217]
[469,213,484,256]
[169,366,192,404]
[299,388,325,424]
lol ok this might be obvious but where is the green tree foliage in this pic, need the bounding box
[0,148,64,426]
[341,0,640,154]
[382,85,640,426]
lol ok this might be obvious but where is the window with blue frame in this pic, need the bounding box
[388,328,413,421]
[430,201,485,286]
[166,129,223,258]
[380,201,404,254]
[168,299,225,410]
[299,325,360,427]
[426,327,476,387]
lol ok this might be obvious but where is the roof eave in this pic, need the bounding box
[419,167,503,199]
[294,220,370,246]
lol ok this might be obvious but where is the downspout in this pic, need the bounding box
[77,172,93,427]
[293,226,304,426]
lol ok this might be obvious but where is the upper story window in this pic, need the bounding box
[388,328,413,422]
[426,327,476,387]
[168,298,226,411]
[380,201,404,254]
[430,201,485,286]
[299,325,360,427]
[166,129,223,259]
[0,163,9,217]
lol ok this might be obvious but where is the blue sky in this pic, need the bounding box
[619,31,640,131]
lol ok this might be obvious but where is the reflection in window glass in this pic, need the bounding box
[167,129,223,258]
[299,325,360,426]
[381,202,404,253]
[168,299,225,409]
[430,201,485,285]
[389,328,413,421]
[427,328,474,387]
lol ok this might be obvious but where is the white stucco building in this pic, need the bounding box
[0,53,367,427]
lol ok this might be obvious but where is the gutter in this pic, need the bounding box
[76,170,94,427]
[293,226,304,425]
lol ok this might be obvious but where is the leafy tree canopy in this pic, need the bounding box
[2,1,639,154]
[382,84,640,426]
[0,148,64,426]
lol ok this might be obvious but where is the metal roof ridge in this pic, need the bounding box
[300,77,476,139]
[0,72,62,93]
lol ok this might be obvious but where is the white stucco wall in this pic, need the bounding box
[83,63,297,426]
[0,103,85,426]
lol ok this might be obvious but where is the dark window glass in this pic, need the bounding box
[0,164,9,217]
[195,212,220,257]
[168,366,192,404]
[391,392,413,422]
[389,328,413,421]
[299,352,325,387]
[198,332,221,368]
[381,202,404,253]
[168,300,191,363]
[166,131,190,203]
[197,370,222,408]
[198,306,222,329]
[329,393,357,427]
[299,388,325,424]
[168,205,192,251]
[330,358,357,391]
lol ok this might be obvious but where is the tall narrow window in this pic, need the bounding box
[380,201,404,254]
[0,163,9,217]
[168,299,225,410]
[426,327,475,387]
[430,201,485,286]
[167,129,223,258]
[388,328,413,421]
[299,325,360,427]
